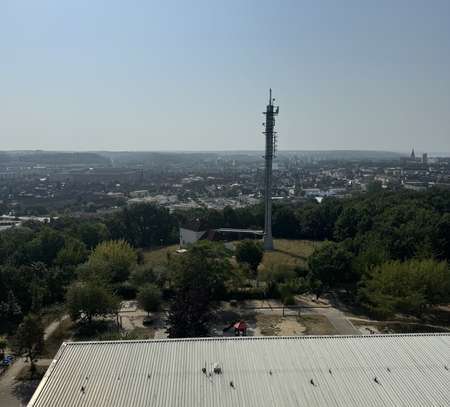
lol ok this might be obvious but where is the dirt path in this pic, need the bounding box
[0,315,69,407]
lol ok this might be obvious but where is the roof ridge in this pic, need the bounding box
[62,332,450,346]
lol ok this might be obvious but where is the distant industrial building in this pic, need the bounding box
[29,334,450,406]
[179,226,263,247]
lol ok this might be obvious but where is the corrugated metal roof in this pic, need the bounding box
[28,334,450,407]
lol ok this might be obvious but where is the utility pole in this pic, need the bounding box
[262,89,279,251]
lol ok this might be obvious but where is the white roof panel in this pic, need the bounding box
[29,334,450,407]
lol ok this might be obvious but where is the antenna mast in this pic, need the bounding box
[262,89,279,250]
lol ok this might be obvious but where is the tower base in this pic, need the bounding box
[263,235,274,251]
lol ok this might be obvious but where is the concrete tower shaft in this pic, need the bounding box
[262,89,279,251]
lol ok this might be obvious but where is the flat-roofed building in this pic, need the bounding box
[29,334,450,407]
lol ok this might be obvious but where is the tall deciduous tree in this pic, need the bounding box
[66,282,119,323]
[87,240,137,284]
[137,284,162,316]
[55,238,88,267]
[12,314,44,374]
[167,242,230,338]
[235,240,264,278]
[308,242,354,292]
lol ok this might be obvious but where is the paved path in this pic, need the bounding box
[315,307,360,335]
[295,294,361,335]
[0,315,69,407]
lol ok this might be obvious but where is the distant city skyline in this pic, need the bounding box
[1,1,450,152]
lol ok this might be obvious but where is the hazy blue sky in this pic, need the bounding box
[2,1,449,152]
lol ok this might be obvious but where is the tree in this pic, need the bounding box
[334,207,359,241]
[358,259,450,318]
[434,213,450,260]
[167,242,230,338]
[0,290,22,320]
[308,242,353,293]
[87,240,137,284]
[0,336,7,351]
[78,222,109,250]
[137,284,162,316]
[23,227,65,266]
[272,206,300,238]
[55,238,88,267]
[235,240,263,278]
[107,203,176,248]
[129,265,158,288]
[0,336,7,360]
[12,314,44,374]
[66,282,119,323]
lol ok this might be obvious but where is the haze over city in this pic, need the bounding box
[2,0,450,152]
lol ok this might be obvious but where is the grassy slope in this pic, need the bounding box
[143,239,321,269]
[143,244,179,267]
[261,239,321,270]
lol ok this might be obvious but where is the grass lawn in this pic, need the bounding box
[299,315,337,335]
[143,244,179,267]
[143,239,320,269]
[261,239,321,270]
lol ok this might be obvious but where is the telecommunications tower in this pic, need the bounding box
[262,89,279,250]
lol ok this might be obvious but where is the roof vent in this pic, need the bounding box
[213,363,222,374]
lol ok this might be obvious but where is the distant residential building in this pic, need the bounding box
[403,181,428,191]
[129,190,149,198]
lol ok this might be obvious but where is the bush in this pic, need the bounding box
[235,240,263,276]
[282,294,296,306]
[88,240,137,284]
[115,281,137,300]
[358,259,450,317]
[129,265,157,288]
[66,282,120,323]
[225,287,267,301]
[137,284,162,315]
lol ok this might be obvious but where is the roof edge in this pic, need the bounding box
[60,332,450,346]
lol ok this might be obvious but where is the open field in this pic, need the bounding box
[142,239,320,269]
[260,239,321,270]
[143,244,178,267]
[299,315,337,335]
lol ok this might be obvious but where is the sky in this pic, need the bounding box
[1,0,450,152]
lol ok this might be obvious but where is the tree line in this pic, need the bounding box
[1,188,450,343]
